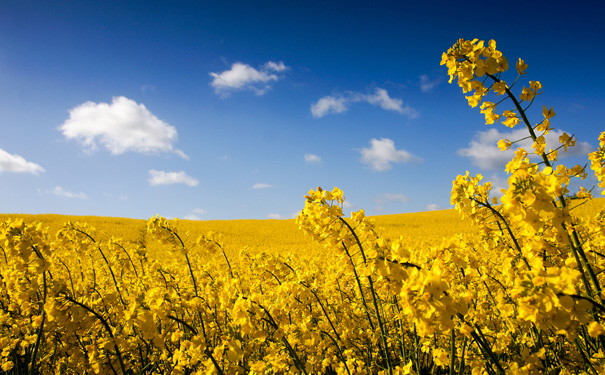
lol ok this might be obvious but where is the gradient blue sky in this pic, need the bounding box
[1,1,603,220]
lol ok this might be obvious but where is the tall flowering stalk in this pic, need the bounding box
[442,38,605,373]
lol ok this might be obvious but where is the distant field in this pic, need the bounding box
[0,208,472,253]
[2,197,603,254]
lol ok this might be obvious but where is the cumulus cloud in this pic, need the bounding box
[457,128,593,170]
[148,170,199,187]
[311,88,418,118]
[51,186,88,199]
[374,193,408,204]
[359,138,422,171]
[419,75,440,92]
[311,96,349,118]
[304,154,322,163]
[0,148,44,175]
[59,96,187,158]
[252,183,273,189]
[210,61,288,97]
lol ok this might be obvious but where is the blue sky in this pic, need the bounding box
[1,1,604,220]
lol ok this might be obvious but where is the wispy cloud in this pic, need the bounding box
[210,61,288,97]
[59,96,187,158]
[311,88,418,118]
[51,186,88,199]
[419,74,440,92]
[359,138,422,171]
[148,170,199,187]
[304,154,322,163]
[457,128,593,170]
[0,148,44,175]
[364,88,415,115]
[140,84,156,93]
[252,183,273,189]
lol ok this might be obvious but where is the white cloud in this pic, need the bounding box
[359,138,422,171]
[210,61,288,97]
[457,128,593,170]
[374,193,408,204]
[148,170,199,187]
[52,186,88,199]
[304,154,322,163]
[364,88,418,117]
[311,95,348,118]
[252,183,273,189]
[59,96,187,158]
[311,88,417,118]
[0,148,44,175]
[419,75,440,92]
[424,203,442,211]
[263,61,288,72]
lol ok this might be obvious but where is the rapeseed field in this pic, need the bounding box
[2,38,605,374]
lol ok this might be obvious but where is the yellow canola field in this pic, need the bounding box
[1,198,605,374]
[0,207,477,258]
[3,197,602,256]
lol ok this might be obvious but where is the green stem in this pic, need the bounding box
[184,253,199,296]
[71,227,126,308]
[449,329,456,375]
[29,271,47,375]
[338,217,393,374]
[62,294,127,375]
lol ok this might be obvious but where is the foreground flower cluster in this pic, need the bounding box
[1,38,605,374]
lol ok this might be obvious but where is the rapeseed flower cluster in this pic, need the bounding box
[1,38,604,374]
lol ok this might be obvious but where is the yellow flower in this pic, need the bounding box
[559,133,575,151]
[589,321,605,338]
[530,80,542,91]
[432,348,449,366]
[542,105,556,119]
[492,81,508,95]
[502,110,520,128]
[1,361,14,372]
[516,58,528,75]
[498,139,512,151]
[520,86,536,102]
